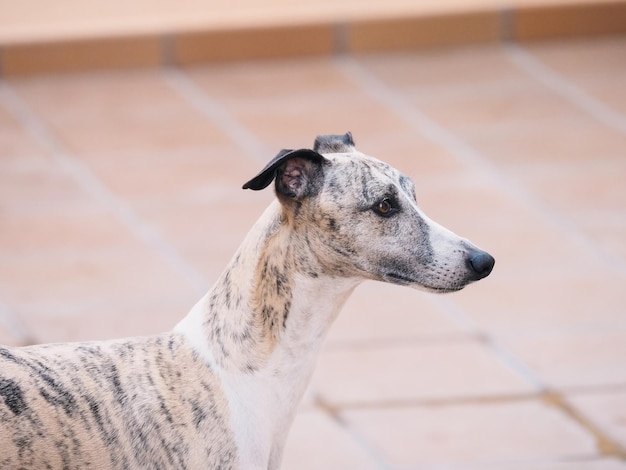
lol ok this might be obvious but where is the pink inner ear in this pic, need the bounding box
[282,158,308,192]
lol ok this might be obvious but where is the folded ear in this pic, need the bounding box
[313,132,355,154]
[242,149,328,199]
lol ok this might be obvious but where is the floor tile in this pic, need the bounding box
[464,115,626,168]
[353,131,470,184]
[3,36,162,77]
[134,192,273,282]
[517,160,626,215]
[312,339,536,406]
[504,331,626,389]
[9,71,229,156]
[348,11,500,52]
[186,60,413,151]
[13,294,192,343]
[1,38,626,468]
[0,103,46,157]
[0,153,80,208]
[405,78,580,135]
[0,304,31,347]
[566,389,626,450]
[464,458,626,470]
[577,213,626,265]
[186,59,357,106]
[0,252,195,334]
[451,274,626,337]
[343,400,597,468]
[357,46,523,90]
[328,281,465,345]
[76,143,256,203]
[526,37,626,114]
[281,408,379,470]
[174,24,335,64]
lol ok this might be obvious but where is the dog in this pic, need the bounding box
[0,132,494,469]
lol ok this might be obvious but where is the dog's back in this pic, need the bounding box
[0,334,237,469]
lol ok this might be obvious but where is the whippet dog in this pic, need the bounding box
[0,133,494,469]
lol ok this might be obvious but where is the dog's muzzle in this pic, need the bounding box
[466,250,495,280]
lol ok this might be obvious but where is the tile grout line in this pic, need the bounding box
[0,82,209,297]
[162,67,272,163]
[428,295,547,392]
[504,43,626,136]
[337,54,626,459]
[541,391,626,459]
[312,394,393,470]
[336,54,626,279]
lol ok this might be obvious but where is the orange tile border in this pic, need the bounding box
[171,24,335,65]
[1,35,162,77]
[1,2,625,76]
[347,11,502,53]
[514,1,626,40]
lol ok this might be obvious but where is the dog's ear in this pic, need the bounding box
[243,149,327,199]
[313,132,355,154]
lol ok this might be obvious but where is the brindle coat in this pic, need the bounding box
[0,133,494,469]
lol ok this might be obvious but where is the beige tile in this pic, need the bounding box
[328,282,465,345]
[0,154,80,207]
[174,24,335,64]
[465,458,626,470]
[0,245,193,304]
[2,36,162,77]
[526,37,626,115]
[566,389,626,450]
[354,131,471,183]
[504,331,626,389]
[0,305,32,347]
[312,339,536,406]
[15,294,192,343]
[224,93,412,154]
[348,11,501,53]
[526,37,626,79]
[465,117,626,168]
[343,400,597,467]
[0,240,197,342]
[0,325,22,347]
[10,71,229,155]
[515,3,626,40]
[452,274,626,337]
[186,59,356,105]
[76,144,254,202]
[405,78,580,135]
[187,60,412,151]
[518,160,626,214]
[0,105,46,157]
[578,213,626,265]
[281,408,379,470]
[0,206,135,256]
[134,193,273,281]
[358,46,522,90]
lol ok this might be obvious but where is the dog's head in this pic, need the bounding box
[243,132,494,292]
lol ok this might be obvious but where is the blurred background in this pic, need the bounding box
[1,0,626,468]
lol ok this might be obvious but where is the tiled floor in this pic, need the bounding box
[1,36,625,468]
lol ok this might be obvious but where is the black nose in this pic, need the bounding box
[467,251,495,280]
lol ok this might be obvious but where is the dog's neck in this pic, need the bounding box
[179,200,358,373]
[175,200,359,465]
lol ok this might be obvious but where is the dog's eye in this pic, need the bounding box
[373,198,397,217]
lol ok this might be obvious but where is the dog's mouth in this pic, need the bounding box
[385,271,465,293]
